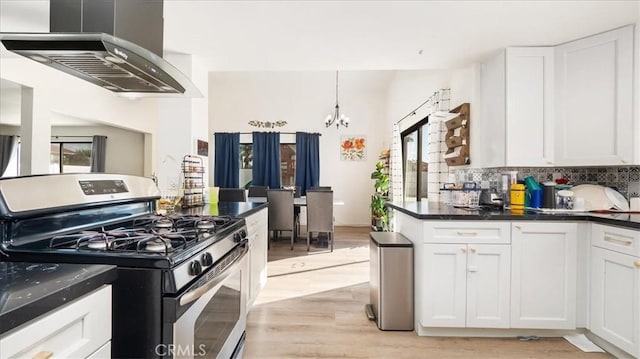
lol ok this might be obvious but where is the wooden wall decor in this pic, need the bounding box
[443,103,470,166]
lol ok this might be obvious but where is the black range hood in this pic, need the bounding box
[0,0,200,96]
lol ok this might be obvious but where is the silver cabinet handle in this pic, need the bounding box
[604,235,633,246]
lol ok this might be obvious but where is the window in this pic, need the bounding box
[50,142,92,174]
[280,144,296,186]
[401,117,429,201]
[239,143,296,187]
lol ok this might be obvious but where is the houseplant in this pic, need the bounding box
[370,160,390,231]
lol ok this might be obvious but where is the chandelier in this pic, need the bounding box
[324,71,350,129]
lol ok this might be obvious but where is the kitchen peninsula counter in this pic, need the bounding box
[388,201,640,230]
[0,262,117,335]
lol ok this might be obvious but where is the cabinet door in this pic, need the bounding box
[466,244,511,328]
[511,222,577,329]
[505,47,554,166]
[0,286,111,359]
[478,50,507,168]
[554,25,634,165]
[590,246,640,357]
[246,208,268,309]
[421,244,467,327]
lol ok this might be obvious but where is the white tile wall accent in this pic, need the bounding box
[391,89,452,203]
[390,124,403,203]
[427,120,446,203]
[451,166,640,199]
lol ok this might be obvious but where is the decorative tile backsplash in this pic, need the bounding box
[451,166,640,199]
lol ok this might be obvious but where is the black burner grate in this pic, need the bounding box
[47,214,237,255]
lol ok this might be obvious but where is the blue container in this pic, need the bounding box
[530,188,543,208]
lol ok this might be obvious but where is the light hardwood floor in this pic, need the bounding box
[244,226,612,359]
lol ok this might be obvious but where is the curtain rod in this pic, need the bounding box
[236,132,321,136]
[51,135,107,138]
[395,92,438,126]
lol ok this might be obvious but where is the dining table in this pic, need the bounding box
[246,196,344,206]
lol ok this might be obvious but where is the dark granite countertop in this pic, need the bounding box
[0,262,117,336]
[176,201,268,218]
[388,201,640,230]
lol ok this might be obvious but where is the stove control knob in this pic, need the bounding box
[189,260,202,276]
[240,229,248,238]
[201,252,214,267]
[233,232,243,243]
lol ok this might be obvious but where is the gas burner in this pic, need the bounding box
[153,219,174,230]
[87,237,110,250]
[195,220,215,231]
[145,238,172,253]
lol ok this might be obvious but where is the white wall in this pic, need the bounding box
[209,70,393,226]
[385,70,452,134]
[155,53,210,192]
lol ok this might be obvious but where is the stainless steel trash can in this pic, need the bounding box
[365,232,414,331]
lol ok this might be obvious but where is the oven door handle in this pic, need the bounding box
[179,241,248,306]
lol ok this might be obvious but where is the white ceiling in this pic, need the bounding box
[3,0,637,126]
[1,0,638,72]
[161,0,639,71]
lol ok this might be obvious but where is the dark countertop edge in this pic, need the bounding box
[388,203,640,230]
[0,265,117,336]
[234,202,268,218]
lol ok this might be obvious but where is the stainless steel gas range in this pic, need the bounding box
[0,173,249,359]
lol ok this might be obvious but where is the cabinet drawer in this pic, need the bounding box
[0,285,112,359]
[423,221,510,244]
[591,223,640,257]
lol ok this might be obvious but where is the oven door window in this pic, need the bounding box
[194,271,241,358]
[172,265,245,359]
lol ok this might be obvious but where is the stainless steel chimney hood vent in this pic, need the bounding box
[0,0,201,97]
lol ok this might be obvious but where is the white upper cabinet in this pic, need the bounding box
[554,25,634,166]
[478,50,507,168]
[505,47,555,166]
[478,47,554,167]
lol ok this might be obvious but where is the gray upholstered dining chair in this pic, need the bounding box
[310,186,332,191]
[305,189,334,252]
[248,185,269,197]
[218,188,247,202]
[267,189,296,250]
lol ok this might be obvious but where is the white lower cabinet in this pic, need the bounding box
[245,208,268,310]
[399,211,640,357]
[85,342,111,359]
[590,224,640,357]
[511,222,578,329]
[0,285,112,359]
[421,222,511,328]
